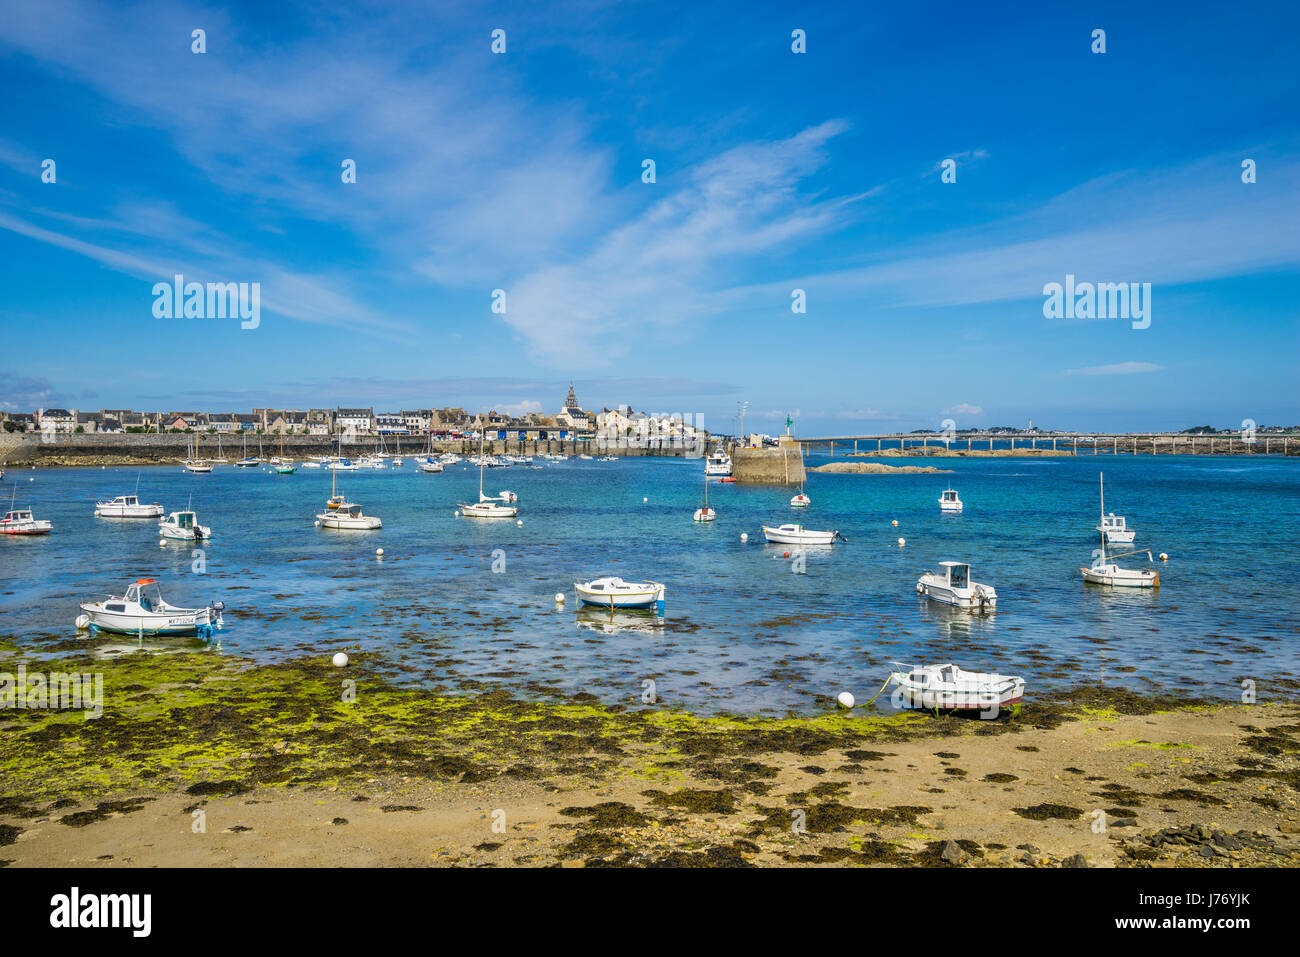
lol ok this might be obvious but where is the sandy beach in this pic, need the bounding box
[3,649,1297,868]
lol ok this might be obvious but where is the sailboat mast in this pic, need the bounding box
[1098,472,1108,562]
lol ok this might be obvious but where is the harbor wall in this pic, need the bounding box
[0,433,706,468]
[731,440,805,485]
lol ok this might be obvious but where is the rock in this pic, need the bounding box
[1112,817,1139,828]
[1278,822,1300,834]
[1016,843,1041,854]
[1197,845,1217,858]
[1062,853,1089,868]
[940,840,968,865]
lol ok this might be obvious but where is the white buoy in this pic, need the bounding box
[1159,552,1168,561]
[332,652,349,667]
[376,547,384,557]
[740,532,749,543]
[554,592,565,604]
[643,497,648,503]
[836,691,855,709]
[29,477,34,482]
[897,537,906,546]
[516,519,523,526]
[159,539,166,547]
[314,519,321,527]
[891,519,898,527]
[75,614,90,630]
[454,510,460,517]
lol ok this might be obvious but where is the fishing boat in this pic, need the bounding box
[574,576,666,612]
[1097,513,1135,545]
[1081,473,1159,588]
[705,446,732,477]
[939,487,963,512]
[95,494,163,518]
[693,465,716,522]
[762,523,843,545]
[78,578,224,638]
[460,435,519,518]
[889,663,1025,713]
[159,509,211,541]
[916,561,996,610]
[1,507,52,535]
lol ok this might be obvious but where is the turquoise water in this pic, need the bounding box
[2,454,1298,714]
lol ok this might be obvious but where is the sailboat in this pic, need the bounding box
[693,463,716,522]
[273,431,296,473]
[1080,473,1159,587]
[459,433,518,518]
[235,432,259,467]
[315,441,381,529]
[790,443,810,507]
[184,435,212,473]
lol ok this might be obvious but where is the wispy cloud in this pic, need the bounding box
[1064,361,1165,376]
[940,403,983,416]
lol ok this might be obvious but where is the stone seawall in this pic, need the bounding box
[0,433,704,467]
[731,443,805,485]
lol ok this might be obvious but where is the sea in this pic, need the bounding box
[2,452,1298,715]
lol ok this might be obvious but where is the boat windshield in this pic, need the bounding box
[950,564,969,587]
[178,512,194,527]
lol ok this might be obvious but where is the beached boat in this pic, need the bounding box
[1081,473,1158,588]
[916,561,996,610]
[574,576,666,612]
[159,509,211,541]
[890,663,1024,712]
[762,523,842,545]
[1,508,52,535]
[79,578,224,638]
[1097,513,1135,544]
[939,487,963,512]
[95,494,163,518]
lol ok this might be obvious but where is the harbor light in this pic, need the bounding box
[836,691,855,709]
[332,652,349,667]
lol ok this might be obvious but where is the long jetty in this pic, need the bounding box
[796,431,1300,456]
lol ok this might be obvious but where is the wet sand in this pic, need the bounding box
[2,650,1297,867]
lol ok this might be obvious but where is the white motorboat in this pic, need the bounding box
[790,492,811,508]
[705,446,732,477]
[889,663,1025,713]
[939,487,963,512]
[327,457,359,471]
[762,523,842,545]
[159,509,211,541]
[460,434,519,518]
[316,503,382,529]
[1097,513,1135,544]
[916,561,996,610]
[1,508,52,535]
[95,494,163,518]
[574,576,666,612]
[418,458,445,473]
[578,454,594,460]
[1081,473,1158,588]
[79,578,224,638]
[392,457,404,467]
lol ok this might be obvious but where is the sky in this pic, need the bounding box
[1,0,1297,435]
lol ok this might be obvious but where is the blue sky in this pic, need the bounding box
[1,0,1297,434]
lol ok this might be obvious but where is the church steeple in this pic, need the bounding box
[565,381,578,409]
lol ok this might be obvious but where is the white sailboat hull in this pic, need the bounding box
[762,524,838,545]
[1081,563,1158,587]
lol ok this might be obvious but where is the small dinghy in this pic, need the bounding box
[939,487,963,512]
[1,507,52,535]
[916,561,996,610]
[890,663,1024,713]
[79,578,224,638]
[94,494,164,518]
[1082,473,1158,588]
[159,509,211,541]
[762,523,843,545]
[574,576,666,612]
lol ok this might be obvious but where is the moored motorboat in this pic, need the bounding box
[1,508,52,535]
[159,509,211,541]
[762,523,842,545]
[418,458,445,473]
[889,663,1024,713]
[78,578,224,638]
[705,446,732,476]
[790,492,810,508]
[94,494,164,518]
[1097,513,1135,544]
[939,487,963,512]
[916,561,996,610]
[316,503,382,529]
[574,576,666,612]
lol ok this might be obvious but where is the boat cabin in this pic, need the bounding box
[3,509,34,522]
[166,511,197,529]
[938,561,969,588]
[1100,514,1128,531]
[941,490,960,505]
[109,495,140,506]
[123,578,165,609]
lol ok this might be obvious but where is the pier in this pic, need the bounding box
[795,431,1300,457]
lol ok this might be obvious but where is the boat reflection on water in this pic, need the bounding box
[916,597,999,641]
[83,631,220,659]
[574,605,666,637]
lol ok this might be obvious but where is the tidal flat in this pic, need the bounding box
[2,648,1297,867]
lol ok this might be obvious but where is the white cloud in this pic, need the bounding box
[940,403,983,416]
[494,399,544,417]
[1064,361,1164,376]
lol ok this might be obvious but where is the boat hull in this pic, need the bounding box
[574,582,666,611]
[762,525,838,545]
[95,505,164,518]
[79,604,217,636]
[460,503,517,518]
[316,513,382,529]
[917,577,996,610]
[1081,566,1158,587]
